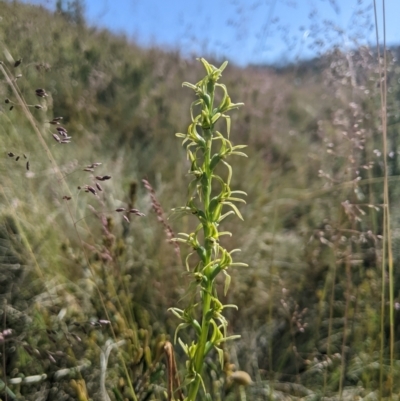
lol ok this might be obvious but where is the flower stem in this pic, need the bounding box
[187,126,214,400]
[172,59,246,401]
[188,279,213,400]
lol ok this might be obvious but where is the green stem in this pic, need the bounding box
[204,135,213,212]
[187,279,213,400]
[187,124,214,401]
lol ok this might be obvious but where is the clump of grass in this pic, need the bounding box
[0,49,155,401]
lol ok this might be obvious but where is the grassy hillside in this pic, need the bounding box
[1,1,400,400]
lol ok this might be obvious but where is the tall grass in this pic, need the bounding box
[373,0,395,397]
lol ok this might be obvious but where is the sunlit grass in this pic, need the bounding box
[1,1,400,400]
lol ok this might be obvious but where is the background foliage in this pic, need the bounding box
[1,1,400,400]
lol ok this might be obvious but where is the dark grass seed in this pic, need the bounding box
[35,88,48,97]
[87,186,97,195]
[129,208,145,216]
[95,175,111,181]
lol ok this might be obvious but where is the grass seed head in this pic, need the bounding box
[89,162,102,168]
[86,186,97,195]
[35,88,48,97]
[56,126,68,134]
[129,208,145,217]
[95,175,111,181]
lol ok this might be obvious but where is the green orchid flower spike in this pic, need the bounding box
[170,58,248,401]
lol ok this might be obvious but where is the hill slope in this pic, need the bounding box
[1,1,400,400]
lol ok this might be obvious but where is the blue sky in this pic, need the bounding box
[24,0,400,66]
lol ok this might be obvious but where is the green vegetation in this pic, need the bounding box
[170,58,247,400]
[1,1,400,400]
